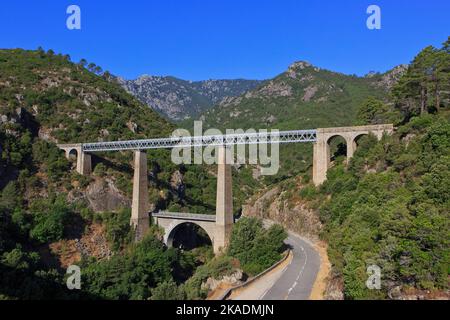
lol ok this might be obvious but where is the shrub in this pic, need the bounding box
[29,196,72,243]
[151,280,185,300]
[228,217,287,276]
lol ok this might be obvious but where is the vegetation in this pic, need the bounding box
[226,38,449,299]
[228,217,287,275]
[318,114,449,299]
[0,48,248,216]
[0,48,235,300]
[356,96,401,125]
[311,40,449,298]
[393,38,449,118]
[182,60,397,185]
[80,234,176,300]
[1,37,448,300]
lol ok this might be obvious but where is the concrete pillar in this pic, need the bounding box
[130,150,149,241]
[312,131,328,186]
[76,151,92,175]
[214,145,233,253]
[346,136,357,161]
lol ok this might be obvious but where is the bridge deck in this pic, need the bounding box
[152,211,216,222]
[81,130,317,152]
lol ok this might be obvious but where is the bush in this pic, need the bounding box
[29,196,72,243]
[228,217,287,275]
[182,254,235,300]
[81,234,174,300]
[98,208,132,251]
[93,163,107,177]
[151,280,185,300]
[317,114,450,298]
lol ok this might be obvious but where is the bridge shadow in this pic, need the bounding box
[154,179,216,213]
[91,155,134,175]
[283,242,294,252]
[0,164,19,190]
[89,154,217,215]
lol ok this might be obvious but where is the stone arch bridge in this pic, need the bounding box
[58,124,393,254]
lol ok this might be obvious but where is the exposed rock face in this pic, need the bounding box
[74,224,112,260]
[117,75,262,121]
[303,85,318,102]
[202,269,244,292]
[371,64,408,90]
[68,178,130,212]
[243,184,322,241]
[324,275,345,300]
[49,224,112,268]
[170,170,185,198]
[250,80,293,98]
[86,178,130,211]
[0,107,38,136]
[387,287,450,300]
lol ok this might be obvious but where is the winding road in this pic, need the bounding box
[261,231,321,300]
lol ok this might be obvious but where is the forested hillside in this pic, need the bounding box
[0,49,279,299]
[194,61,403,131]
[180,61,406,185]
[244,38,450,299]
[0,36,448,300]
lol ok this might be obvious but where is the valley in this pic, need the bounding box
[0,36,449,300]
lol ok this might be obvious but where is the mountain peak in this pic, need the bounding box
[288,61,313,71]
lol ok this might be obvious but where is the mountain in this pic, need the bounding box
[239,40,450,300]
[0,48,256,215]
[193,61,406,131]
[0,48,247,300]
[0,50,174,145]
[117,75,263,121]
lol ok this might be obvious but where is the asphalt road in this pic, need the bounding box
[262,231,321,300]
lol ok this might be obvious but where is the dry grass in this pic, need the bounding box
[309,240,331,300]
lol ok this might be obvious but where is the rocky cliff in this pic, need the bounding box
[118,75,262,121]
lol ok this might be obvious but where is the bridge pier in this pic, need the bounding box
[76,151,92,175]
[58,144,92,175]
[214,145,234,253]
[312,137,329,187]
[130,150,149,241]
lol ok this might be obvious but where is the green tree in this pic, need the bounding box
[0,182,19,211]
[393,41,449,118]
[228,217,287,275]
[29,196,72,243]
[357,97,389,125]
[78,58,87,68]
[151,279,185,300]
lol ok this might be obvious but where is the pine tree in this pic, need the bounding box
[393,40,450,119]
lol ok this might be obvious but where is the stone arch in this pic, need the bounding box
[326,134,348,166]
[68,148,78,161]
[164,220,215,250]
[352,133,370,148]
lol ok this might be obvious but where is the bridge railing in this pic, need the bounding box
[81,129,317,152]
[152,211,216,222]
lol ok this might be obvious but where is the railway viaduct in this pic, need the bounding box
[58,124,393,253]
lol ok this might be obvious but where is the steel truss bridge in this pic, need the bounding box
[81,129,317,152]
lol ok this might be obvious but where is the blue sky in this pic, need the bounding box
[1,0,449,80]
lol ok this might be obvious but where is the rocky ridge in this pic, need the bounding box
[117,75,263,121]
